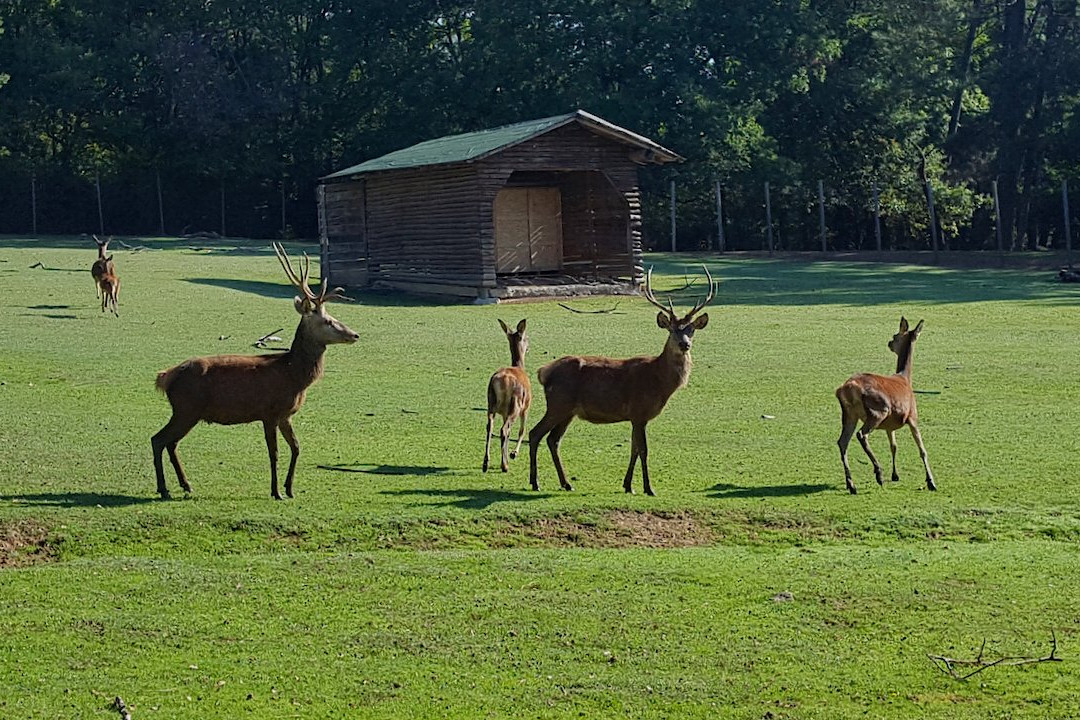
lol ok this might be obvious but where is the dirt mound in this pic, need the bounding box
[497,510,714,549]
[0,520,57,568]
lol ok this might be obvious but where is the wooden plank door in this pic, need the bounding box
[494,187,562,273]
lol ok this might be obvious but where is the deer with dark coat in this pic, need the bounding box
[835,317,937,494]
[151,243,358,500]
[528,266,715,495]
[483,319,531,473]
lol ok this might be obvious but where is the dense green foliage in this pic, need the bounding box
[1,2,1078,249]
[0,237,1078,717]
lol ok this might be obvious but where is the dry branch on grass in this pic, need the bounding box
[557,301,622,314]
[928,632,1061,680]
[252,328,284,348]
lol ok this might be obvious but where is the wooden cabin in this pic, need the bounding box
[318,110,681,301]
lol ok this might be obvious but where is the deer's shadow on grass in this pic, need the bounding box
[706,483,833,499]
[1,493,157,508]
[317,463,452,476]
[185,278,457,308]
[380,487,550,510]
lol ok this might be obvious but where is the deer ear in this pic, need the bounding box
[497,319,510,335]
[656,311,670,329]
[294,296,314,314]
[692,313,709,330]
[899,316,909,332]
[516,318,527,334]
[912,319,924,336]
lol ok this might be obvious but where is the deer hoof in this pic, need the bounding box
[644,488,655,497]
[509,451,517,459]
[926,477,937,491]
[891,473,900,483]
[158,490,171,500]
[847,485,857,495]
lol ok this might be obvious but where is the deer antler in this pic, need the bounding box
[642,267,677,319]
[683,265,715,320]
[273,242,317,301]
[642,265,716,320]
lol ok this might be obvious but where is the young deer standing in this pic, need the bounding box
[91,235,115,297]
[483,319,531,473]
[151,243,359,500]
[529,267,714,496]
[835,317,936,494]
[98,263,120,316]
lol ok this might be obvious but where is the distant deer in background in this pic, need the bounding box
[835,317,936,494]
[151,242,359,500]
[90,235,114,298]
[528,266,715,495]
[483,318,531,473]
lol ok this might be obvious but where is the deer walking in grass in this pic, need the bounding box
[528,266,715,495]
[483,319,531,473]
[91,235,119,314]
[151,242,358,500]
[835,317,936,494]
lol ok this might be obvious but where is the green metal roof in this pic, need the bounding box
[323,110,681,180]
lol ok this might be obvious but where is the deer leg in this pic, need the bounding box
[546,418,574,491]
[625,422,654,496]
[263,420,282,500]
[499,415,513,472]
[279,418,300,499]
[151,414,197,499]
[855,419,885,486]
[528,412,563,491]
[510,408,527,460]
[909,422,936,491]
[482,412,495,473]
[837,412,859,494]
[887,429,900,482]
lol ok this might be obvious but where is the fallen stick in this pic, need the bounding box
[928,631,1061,681]
[557,302,621,314]
[113,696,132,720]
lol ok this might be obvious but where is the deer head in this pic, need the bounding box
[888,316,924,355]
[498,318,528,366]
[93,235,109,257]
[272,242,359,346]
[642,265,715,354]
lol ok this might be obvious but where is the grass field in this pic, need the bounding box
[1,236,1078,718]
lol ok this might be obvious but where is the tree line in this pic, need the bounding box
[1,0,1077,251]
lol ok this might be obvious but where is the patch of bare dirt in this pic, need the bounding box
[0,520,57,568]
[495,510,714,549]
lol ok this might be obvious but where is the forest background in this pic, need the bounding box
[1,0,1077,251]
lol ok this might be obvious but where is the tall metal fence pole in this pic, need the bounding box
[1064,179,1073,266]
[31,175,38,236]
[95,169,105,235]
[156,170,165,236]
[714,179,725,252]
[926,180,939,263]
[669,179,677,252]
[992,179,1004,258]
[764,181,774,254]
[872,182,882,251]
[817,179,827,251]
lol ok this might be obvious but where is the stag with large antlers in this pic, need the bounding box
[151,243,358,500]
[528,266,715,495]
[835,317,937,494]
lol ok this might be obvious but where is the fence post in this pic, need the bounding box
[872,182,882,251]
[31,175,38,236]
[925,180,939,263]
[714,180,725,253]
[992,179,1003,255]
[156,170,165,236]
[817,179,827,251]
[669,179,677,252]
[764,181,774,254]
[1064,179,1073,267]
[95,169,105,235]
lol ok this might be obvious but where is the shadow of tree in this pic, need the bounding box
[317,463,452,476]
[1,493,158,508]
[379,487,550,509]
[706,483,833,499]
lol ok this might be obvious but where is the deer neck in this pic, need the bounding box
[894,340,914,380]
[509,341,525,369]
[284,319,327,388]
[659,340,693,391]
